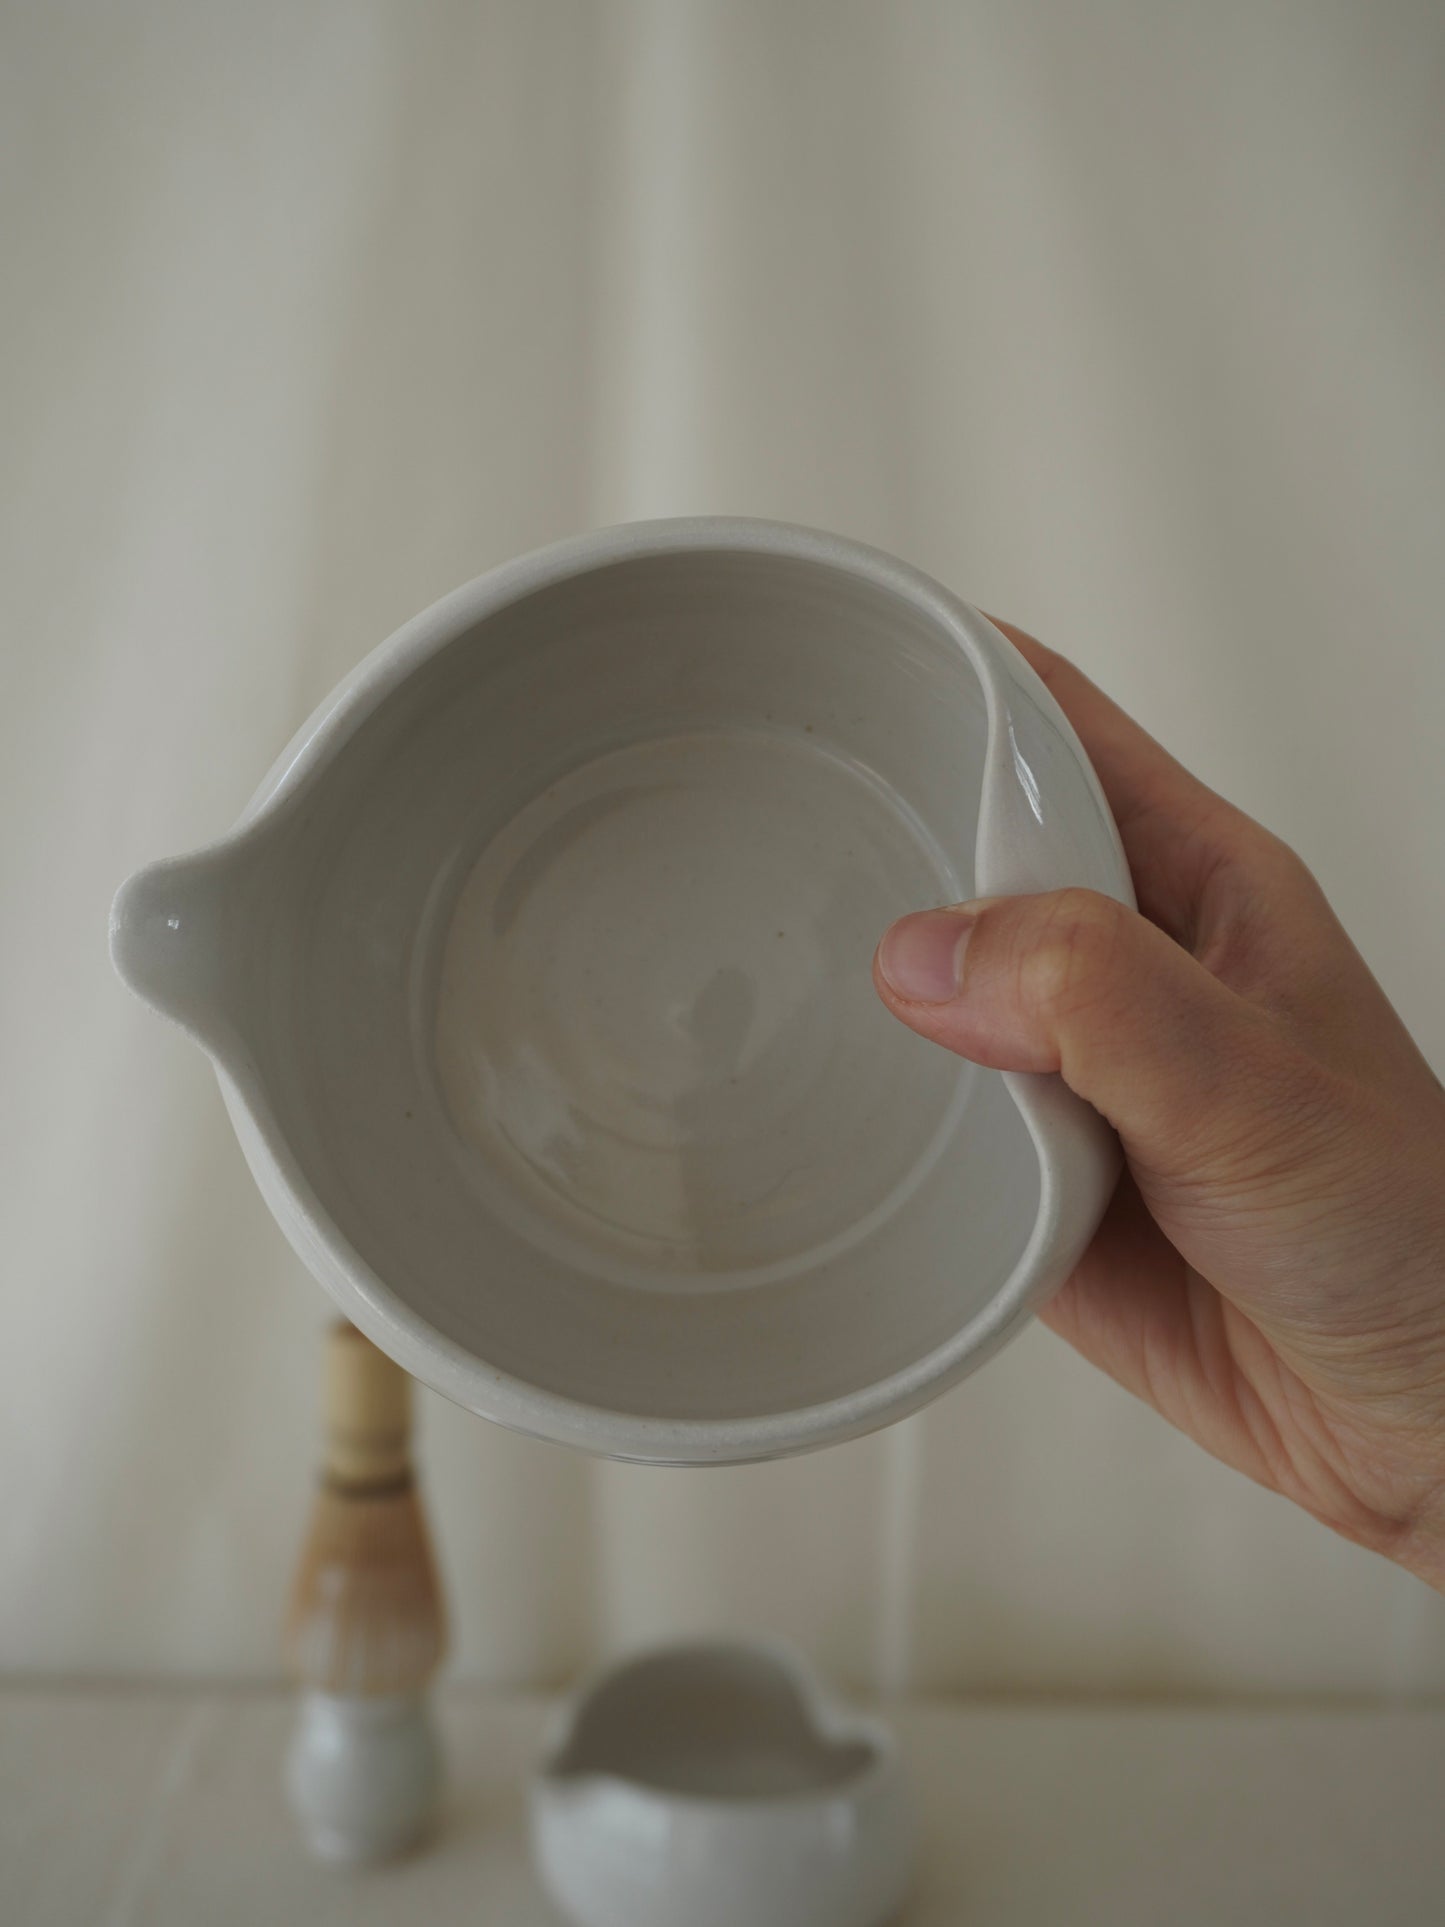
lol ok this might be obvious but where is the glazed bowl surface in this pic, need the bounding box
[111,519,1132,1461]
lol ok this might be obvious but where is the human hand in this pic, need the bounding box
[873,620,1445,1589]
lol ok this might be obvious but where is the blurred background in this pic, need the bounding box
[4,0,1444,1701]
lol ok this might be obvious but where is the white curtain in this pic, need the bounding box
[5,0,1444,1693]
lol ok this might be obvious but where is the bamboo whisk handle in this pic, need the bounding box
[323,1321,412,1487]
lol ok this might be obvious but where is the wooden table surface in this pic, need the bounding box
[6,1686,1444,1925]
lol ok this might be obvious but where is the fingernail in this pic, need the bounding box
[877,909,976,1004]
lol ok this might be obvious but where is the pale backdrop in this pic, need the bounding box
[4,0,1444,1693]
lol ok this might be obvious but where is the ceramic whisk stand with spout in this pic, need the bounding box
[283,1322,447,1863]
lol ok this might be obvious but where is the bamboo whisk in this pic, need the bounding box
[286,1321,445,1693]
[283,1321,447,1862]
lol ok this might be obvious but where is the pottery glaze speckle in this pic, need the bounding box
[530,1642,915,1927]
[110,520,1133,1463]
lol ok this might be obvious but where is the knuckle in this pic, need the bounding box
[1221,816,1316,896]
[1018,889,1129,1021]
[1194,818,1336,995]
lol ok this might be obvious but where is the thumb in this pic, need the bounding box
[873,889,1277,1166]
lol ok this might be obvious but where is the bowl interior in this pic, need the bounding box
[549,1646,874,1798]
[258,549,1040,1429]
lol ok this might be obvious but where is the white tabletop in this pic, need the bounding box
[6,1687,1444,1925]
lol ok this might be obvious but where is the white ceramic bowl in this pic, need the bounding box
[111,519,1131,1462]
[530,1641,914,1927]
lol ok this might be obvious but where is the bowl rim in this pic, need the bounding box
[128,517,1123,1461]
[531,1634,903,1814]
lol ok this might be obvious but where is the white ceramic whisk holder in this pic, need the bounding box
[286,1692,441,1864]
